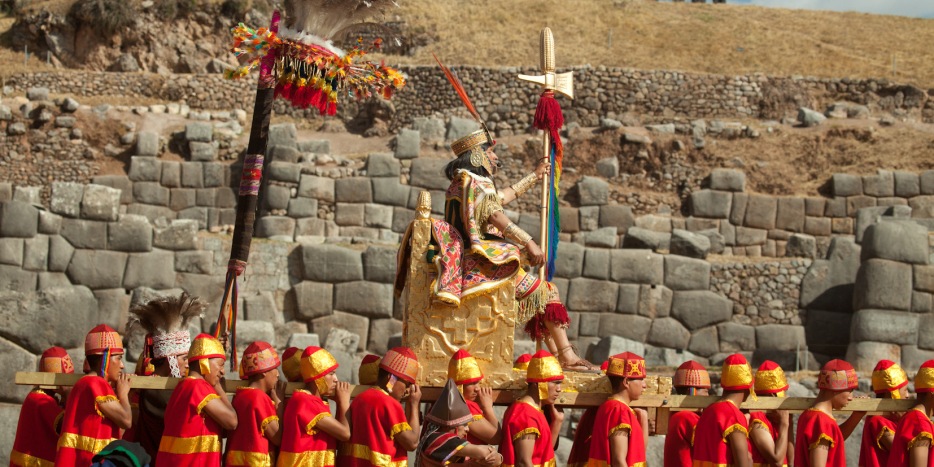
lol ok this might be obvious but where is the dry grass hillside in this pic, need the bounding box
[394,0,934,87]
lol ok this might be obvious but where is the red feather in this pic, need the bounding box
[433,53,481,122]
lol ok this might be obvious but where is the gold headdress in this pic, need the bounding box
[434,54,496,175]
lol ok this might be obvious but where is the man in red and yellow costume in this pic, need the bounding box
[860,360,908,467]
[358,354,381,386]
[281,347,302,383]
[887,360,934,467]
[750,361,791,467]
[499,349,564,467]
[795,359,864,467]
[11,347,74,467]
[514,354,532,371]
[277,346,351,466]
[664,360,711,467]
[56,324,132,467]
[340,346,421,466]
[226,341,284,466]
[448,349,500,445]
[693,353,753,467]
[158,333,238,466]
[588,352,649,467]
[568,359,611,467]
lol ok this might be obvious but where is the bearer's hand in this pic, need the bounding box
[526,240,545,266]
[271,380,287,406]
[535,159,552,180]
[477,386,495,411]
[406,383,422,406]
[115,373,131,400]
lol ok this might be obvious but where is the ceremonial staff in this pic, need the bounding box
[518,28,574,280]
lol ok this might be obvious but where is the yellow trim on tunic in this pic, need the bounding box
[389,421,412,440]
[10,449,54,467]
[809,433,835,450]
[158,434,221,454]
[722,423,748,442]
[277,450,335,466]
[608,423,632,437]
[587,461,646,467]
[225,450,272,467]
[339,443,407,467]
[501,460,557,467]
[750,418,770,432]
[875,425,894,451]
[94,395,118,417]
[57,432,116,454]
[907,432,934,450]
[694,461,736,467]
[306,412,331,435]
[196,393,220,415]
[260,415,279,434]
[512,427,541,441]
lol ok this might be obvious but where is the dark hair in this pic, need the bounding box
[377,367,391,385]
[674,387,694,396]
[86,355,102,373]
[444,144,491,181]
[608,375,626,392]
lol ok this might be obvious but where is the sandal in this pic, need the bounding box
[557,346,600,372]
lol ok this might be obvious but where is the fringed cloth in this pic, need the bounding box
[523,281,570,341]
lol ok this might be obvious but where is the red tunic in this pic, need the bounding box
[794,409,845,467]
[465,399,488,445]
[568,407,598,467]
[588,398,646,467]
[339,387,411,467]
[54,375,120,467]
[158,377,223,466]
[277,390,336,467]
[665,411,700,467]
[749,411,787,467]
[11,390,63,467]
[498,400,556,467]
[693,400,749,467]
[886,408,934,467]
[226,387,279,466]
[860,415,897,467]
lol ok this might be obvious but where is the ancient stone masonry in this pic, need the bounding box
[6,68,933,129]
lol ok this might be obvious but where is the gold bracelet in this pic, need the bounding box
[503,222,532,246]
[510,172,538,198]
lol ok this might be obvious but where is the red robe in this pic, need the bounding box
[498,400,556,467]
[794,409,845,467]
[568,407,598,467]
[465,399,489,445]
[11,390,63,467]
[749,411,787,467]
[158,377,223,466]
[339,387,411,466]
[665,411,700,467]
[693,400,750,467]
[226,387,278,466]
[277,390,336,467]
[55,375,120,467]
[886,408,934,467]
[860,415,897,467]
[588,398,646,467]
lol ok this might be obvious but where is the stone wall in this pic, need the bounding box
[6,67,933,131]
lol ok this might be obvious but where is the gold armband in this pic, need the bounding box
[510,173,538,198]
[503,222,532,246]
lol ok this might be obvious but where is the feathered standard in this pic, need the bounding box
[129,292,205,377]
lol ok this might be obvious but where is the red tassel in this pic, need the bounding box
[533,91,564,133]
[523,303,571,340]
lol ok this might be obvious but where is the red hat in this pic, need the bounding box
[674,361,711,388]
[281,347,302,383]
[239,341,281,379]
[818,359,858,391]
[84,324,124,356]
[526,350,564,383]
[754,361,789,396]
[359,354,381,386]
[514,354,532,371]
[720,354,754,391]
[915,361,934,393]
[448,349,483,385]
[607,352,646,379]
[872,360,908,396]
[39,347,74,374]
[380,347,420,384]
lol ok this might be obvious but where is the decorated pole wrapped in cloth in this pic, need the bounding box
[218,0,406,370]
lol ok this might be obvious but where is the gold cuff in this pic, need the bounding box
[503,222,532,246]
[510,173,538,198]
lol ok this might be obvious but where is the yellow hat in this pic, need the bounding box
[188,334,226,377]
[915,360,934,393]
[721,354,754,393]
[871,360,908,398]
[300,346,339,395]
[281,347,302,383]
[359,354,381,386]
[754,360,789,396]
[448,349,483,385]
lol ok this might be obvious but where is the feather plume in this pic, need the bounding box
[128,292,205,336]
[433,53,481,123]
[285,0,398,42]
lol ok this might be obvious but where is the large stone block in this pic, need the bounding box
[298,175,335,202]
[863,170,895,197]
[616,284,640,314]
[22,236,48,271]
[709,169,746,192]
[409,158,450,191]
[846,341,901,372]
[94,289,130,332]
[136,130,160,157]
[169,188,197,211]
[123,250,175,290]
[180,162,203,188]
[832,173,863,197]
[0,286,98,353]
[268,161,301,183]
[915,265,934,294]
[554,242,584,278]
[364,203,393,229]
[363,246,397,283]
[902,346,934,372]
[153,219,198,250]
[735,227,767,246]
[372,178,411,207]
[80,184,121,221]
[688,326,720,357]
[583,227,617,248]
[671,291,732,330]
[855,206,912,243]
[775,198,806,232]
[91,175,134,204]
[853,259,913,311]
[922,171,934,195]
[243,291,282,324]
[394,129,420,159]
[335,203,365,227]
[589,336,646,364]
[670,229,711,259]
[334,281,393,318]
[302,244,363,282]
[296,218,337,238]
[267,123,297,148]
[50,182,84,218]
[335,177,373,203]
[743,195,777,230]
[717,322,756,352]
[47,235,74,272]
[609,249,664,284]
[255,216,296,240]
[185,121,213,142]
[264,185,291,211]
[785,233,816,258]
[107,215,153,252]
[0,238,22,266]
[804,309,851,357]
[799,237,860,312]
[61,218,107,249]
[311,311,369,352]
[621,227,670,251]
[582,248,610,279]
[919,315,934,350]
[128,157,162,182]
[567,278,618,312]
[861,221,929,265]
[895,171,921,198]
[0,338,38,401]
[690,189,732,218]
[235,321,276,352]
[597,315,652,342]
[368,319,403,355]
[577,177,609,206]
[287,198,318,218]
[850,309,918,345]
[133,182,170,206]
[0,264,35,290]
[189,141,218,161]
[294,281,333,320]
[663,255,711,291]
[174,250,213,274]
[730,193,748,226]
[755,324,806,351]
[366,153,401,177]
[0,201,38,238]
[647,317,690,349]
[599,205,634,233]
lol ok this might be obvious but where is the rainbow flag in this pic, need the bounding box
[533,92,564,281]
